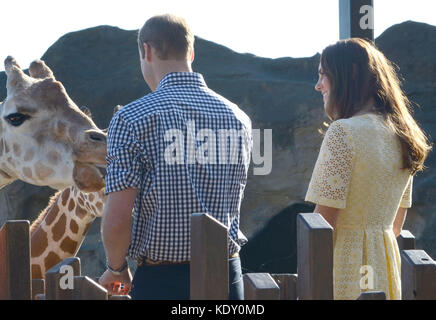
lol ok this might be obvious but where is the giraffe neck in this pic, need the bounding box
[30,186,106,279]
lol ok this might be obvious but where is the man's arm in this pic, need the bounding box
[101,188,138,269]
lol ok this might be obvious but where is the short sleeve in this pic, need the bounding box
[105,114,147,194]
[399,176,413,208]
[305,121,355,209]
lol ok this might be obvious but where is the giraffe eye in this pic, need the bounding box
[5,113,30,127]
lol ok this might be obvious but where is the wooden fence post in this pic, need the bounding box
[244,273,280,300]
[397,230,416,251]
[45,257,81,300]
[32,279,45,300]
[297,213,334,300]
[357,291,386,300]
[401,250,436,300]
[73,276,108,300]
[0,220,31,300]
[190,213,229,300]
[271,274,298,300]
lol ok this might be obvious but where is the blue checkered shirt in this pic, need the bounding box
[105,72,252,261]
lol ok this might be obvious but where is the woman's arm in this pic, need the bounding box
[314,204,340,229]
[393,207,408,238]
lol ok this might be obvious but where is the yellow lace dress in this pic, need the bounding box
[305,113,412,300]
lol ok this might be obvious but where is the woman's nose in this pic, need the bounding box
[315,80,322,91]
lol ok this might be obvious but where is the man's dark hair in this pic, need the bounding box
[138,14,194,61]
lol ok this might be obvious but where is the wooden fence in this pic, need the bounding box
[0,213,435,300]
[189,213,436,300]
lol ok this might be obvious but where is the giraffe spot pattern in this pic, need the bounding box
[60,236,78,255]
[35,161,54,180]
[23,167,33,179]
[13,143,21,157]
[61,188,70,206]
[57,121,67,138]
[52,213,66,242]
[78,197,84,207]
[30,228,48,258]
[32,264,43,280]
[23,149,34,162]
[45,204,60,226]
[44,252,61,272]
[48,150,60,165]
[96,202,103,212]
[68,199,75,211]
[75,206,88,219]
[70,219,79,234]
[7,157,15,167]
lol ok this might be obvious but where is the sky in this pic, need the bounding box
[1,0,436,71]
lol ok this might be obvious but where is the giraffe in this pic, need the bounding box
[29,186,106,279]
[1,56,107,192]
[29,105,122,279]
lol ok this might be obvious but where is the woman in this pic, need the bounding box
[305,38,431,300]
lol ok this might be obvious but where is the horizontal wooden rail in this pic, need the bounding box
[243,273,280,300]
[73,276,108,300]
[271,274,298,300]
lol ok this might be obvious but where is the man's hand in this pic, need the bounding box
[100,188,137,296]
[99,268,133,295]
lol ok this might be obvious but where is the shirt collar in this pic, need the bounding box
[156,72,207,90]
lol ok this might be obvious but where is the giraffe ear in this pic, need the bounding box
[29,59,55,80]
[4,56,32,93]
[113,105,123,116]
[80,106,92,118]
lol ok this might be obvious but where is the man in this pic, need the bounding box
[98,14,252,300]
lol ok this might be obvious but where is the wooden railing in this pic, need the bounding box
[0,220,130,300]
[0,214,435,300]
[190,213,436,300]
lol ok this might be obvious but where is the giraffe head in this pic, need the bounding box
[1,56,107,192]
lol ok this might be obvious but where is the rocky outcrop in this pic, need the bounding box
[0,21,435,277]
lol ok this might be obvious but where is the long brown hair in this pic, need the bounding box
[320,38,432,174]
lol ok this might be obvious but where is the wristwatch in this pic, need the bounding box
[106,258,128,275]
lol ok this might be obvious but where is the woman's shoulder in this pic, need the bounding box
[331,113,384,135]
[325,117,355,138]
[325,114,380,148]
